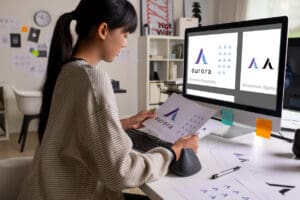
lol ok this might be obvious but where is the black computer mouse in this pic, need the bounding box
[292,129,300,158]
[170,148,201,177]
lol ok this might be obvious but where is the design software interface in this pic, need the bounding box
[185,23,283,111]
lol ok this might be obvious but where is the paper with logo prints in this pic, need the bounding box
[174,169,284,200]
[142,93,217,143]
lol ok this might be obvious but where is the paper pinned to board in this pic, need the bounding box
[21,26,28,33]
[143,93,217,143]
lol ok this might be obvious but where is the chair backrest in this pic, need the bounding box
[0,156,32,200]
[12,86,42,115]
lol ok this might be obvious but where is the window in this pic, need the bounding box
[246,0,300,37]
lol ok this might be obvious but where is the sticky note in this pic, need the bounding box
[21,26,28,33]
[256,118,272,139]
[31,49,39,57]
[221,109,233,126]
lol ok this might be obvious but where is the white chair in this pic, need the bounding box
[12,87,42,152]
[0,156,32,200]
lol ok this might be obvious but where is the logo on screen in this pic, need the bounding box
[164,108,179,121]
[262,58,273,69]
[248,58,259,69]
[248,58,273,70]
[192,48,211,75]
[195,48,208,64]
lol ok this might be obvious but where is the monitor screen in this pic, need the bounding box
[183,16,288,133]
[283,38,300,111]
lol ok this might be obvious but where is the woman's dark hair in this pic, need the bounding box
[38,0,137,142]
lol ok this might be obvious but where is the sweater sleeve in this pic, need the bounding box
[75,67,173,191]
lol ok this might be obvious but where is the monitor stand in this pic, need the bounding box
[212,120,255,139]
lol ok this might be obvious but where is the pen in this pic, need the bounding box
[211,166,241,179]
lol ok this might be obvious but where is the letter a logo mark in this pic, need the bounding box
[195,48,208,64]
[248,58,258,69]
[164,108,179,121]
[262,58,273,70]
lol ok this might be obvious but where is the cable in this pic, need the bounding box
[271,133,294,143]
[280,127,297,132]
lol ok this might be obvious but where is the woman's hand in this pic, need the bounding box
[171,135,199,160]
[121,110,156,130]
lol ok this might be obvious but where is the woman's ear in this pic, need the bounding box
[97,23,108,40]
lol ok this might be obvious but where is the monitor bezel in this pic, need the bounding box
[183,16,288,117]
[283,37,300,111]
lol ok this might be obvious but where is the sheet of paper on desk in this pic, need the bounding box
[143,93,217,143]
[206,136,299,199]
[196,119,223,139]
[207,141,251,169]
[176,179,258,200]
[174,168,284,200]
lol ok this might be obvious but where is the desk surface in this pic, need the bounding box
[140,133,299,200]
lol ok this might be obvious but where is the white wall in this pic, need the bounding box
[246,0,300,36]
[0,0,81,133]
[0,0,221,133]
[0,0,187,133]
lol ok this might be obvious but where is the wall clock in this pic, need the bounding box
[34,10,51,27]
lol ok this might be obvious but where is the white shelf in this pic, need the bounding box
[169,59,184,62]
[149,58,169,61]
[138,36,184,110]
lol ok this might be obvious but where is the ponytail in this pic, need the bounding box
[38,12,73,142]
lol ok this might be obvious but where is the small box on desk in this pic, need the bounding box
[176,17,199,37]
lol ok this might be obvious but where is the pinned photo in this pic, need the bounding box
[10,33,21,48]
[29,48,47,57]
[28,27,40,43]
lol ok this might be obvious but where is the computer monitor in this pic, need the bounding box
[283,37,300,111]
[183,16,288,137]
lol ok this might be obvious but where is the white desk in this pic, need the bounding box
[140,133,300,200]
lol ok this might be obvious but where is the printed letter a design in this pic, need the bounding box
[164,108,179,121]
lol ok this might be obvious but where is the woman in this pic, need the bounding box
[18,0,198,199]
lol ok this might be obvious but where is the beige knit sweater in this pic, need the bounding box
[18,60,173,200]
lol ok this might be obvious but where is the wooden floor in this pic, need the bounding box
[0,132,145,196]
[0,132,39,159]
